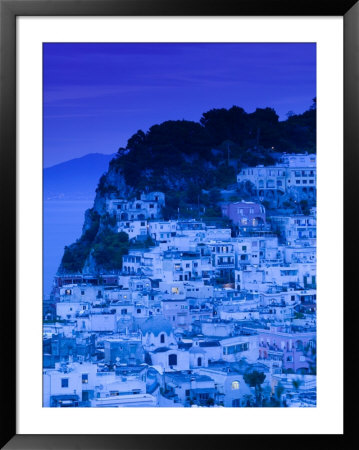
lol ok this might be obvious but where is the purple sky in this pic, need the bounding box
[43,43,316,168]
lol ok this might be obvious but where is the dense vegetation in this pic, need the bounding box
[61,209,100,273]
[105,100,316,200]
[60,212,155,274]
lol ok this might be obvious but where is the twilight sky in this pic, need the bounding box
[43,43,316,168]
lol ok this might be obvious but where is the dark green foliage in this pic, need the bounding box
[95,174,120,196]
[109,102,315,198]
[186,182,202,205]
[214,165,236,187]
[111,120,214,190]
[60,209,100,273]
[243,370,267,406]
[129,236,155,249]
[243,370,266,388]
[100,212,117,228]
[277,98,316,153]
[200,106,249,146]
[208,188,222,206]
[61,242,91,273]
[299,199,310,215]
[92,230,129,271]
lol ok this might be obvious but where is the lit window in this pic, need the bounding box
[232,381,240,390]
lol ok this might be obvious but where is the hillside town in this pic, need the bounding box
[43,153,316,408]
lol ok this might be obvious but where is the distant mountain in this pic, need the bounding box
[44,153,116,200]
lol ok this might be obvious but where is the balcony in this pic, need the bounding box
[215,263,235,268]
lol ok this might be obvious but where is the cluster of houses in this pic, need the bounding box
[43,153,316,408]
[237,152,316,205]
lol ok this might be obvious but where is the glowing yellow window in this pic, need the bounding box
[171,287,179,294]
[232,381,240,390]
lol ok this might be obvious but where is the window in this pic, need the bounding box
[149,204,154,208]
[137,309,141,314]
[82,374,88,384]
[81,290,85,295]
[185,389,190,397]
[232,381,240,390]
[61,378,69,388]
[168,354,177,366]
[160,334,165,344]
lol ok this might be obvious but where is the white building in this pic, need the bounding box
[237,153,316,196]
[270,215,316,246]
[106,191,165,221]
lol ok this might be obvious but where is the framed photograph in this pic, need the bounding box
[1,0,356,448]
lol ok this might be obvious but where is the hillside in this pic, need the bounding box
[57,102,316,275]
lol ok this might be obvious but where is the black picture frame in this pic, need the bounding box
[0,0,356,448]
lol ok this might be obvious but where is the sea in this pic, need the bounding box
[43,199,93,298]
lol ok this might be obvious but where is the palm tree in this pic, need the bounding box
[274,382,285,407]
[292,378,303,397]
[243,370,266,406]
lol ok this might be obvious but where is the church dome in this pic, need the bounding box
[140,316,173,337]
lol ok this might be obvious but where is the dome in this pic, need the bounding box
[140,316,173,337]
